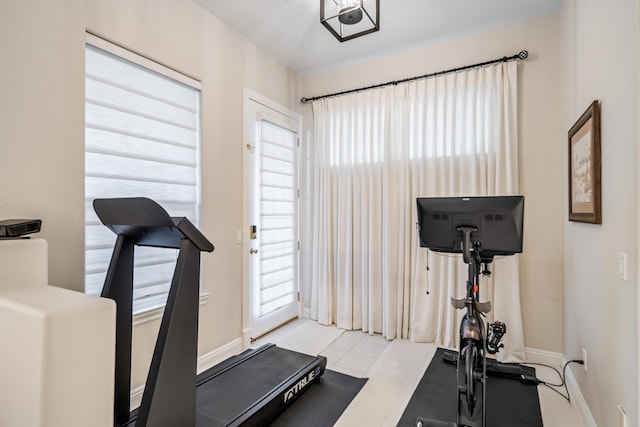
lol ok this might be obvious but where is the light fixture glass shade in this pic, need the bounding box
[321,0,380,42]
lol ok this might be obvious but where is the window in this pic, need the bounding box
[84,34,202,314]
[257,119,298,316]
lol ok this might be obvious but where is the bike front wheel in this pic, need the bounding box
[464,343,478,412]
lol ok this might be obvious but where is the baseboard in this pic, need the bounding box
[198,337,244,373]
[562,355,597,427]
[525,347,596,427]
[525,347,563,366]
[130,337,243,409]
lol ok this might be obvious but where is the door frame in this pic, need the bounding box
[242,88,302,347]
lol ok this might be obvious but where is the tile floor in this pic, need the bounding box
[253,318,586,427]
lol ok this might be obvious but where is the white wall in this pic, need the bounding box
[0,0,300,391]
[301,12,566,354]
[561,0,639,426]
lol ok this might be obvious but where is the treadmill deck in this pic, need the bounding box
[126,343,326,427]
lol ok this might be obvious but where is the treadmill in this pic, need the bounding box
[93,197,327,427]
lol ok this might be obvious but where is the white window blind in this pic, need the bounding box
[258,120,298,316]
[84,34,201,314]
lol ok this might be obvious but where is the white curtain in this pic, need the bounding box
[308,61,526,361]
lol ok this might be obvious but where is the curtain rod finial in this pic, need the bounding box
[518,50,528,60]
[301,97,309,104]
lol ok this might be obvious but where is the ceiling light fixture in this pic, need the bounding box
[320,0,380,42]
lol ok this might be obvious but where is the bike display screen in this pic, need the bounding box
[416,195,524,258]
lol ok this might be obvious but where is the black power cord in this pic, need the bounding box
[549,359,584,402]
[508,359,584,402]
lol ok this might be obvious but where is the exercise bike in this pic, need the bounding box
[414,195,524,427]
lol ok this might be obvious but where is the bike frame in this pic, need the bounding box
[455,227,489,427]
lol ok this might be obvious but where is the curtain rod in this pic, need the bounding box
[300,50,528,104]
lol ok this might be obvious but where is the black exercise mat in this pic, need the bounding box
[269,369,368,427]
[397,348,543,427]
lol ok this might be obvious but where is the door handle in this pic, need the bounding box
[250,248,259,254]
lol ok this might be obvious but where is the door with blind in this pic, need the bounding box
[244,94,300,339]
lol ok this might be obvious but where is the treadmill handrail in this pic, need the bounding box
[93,197,214,252]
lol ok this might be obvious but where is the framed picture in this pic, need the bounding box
[568,100,601,223]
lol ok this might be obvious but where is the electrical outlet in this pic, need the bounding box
[618,252,628,280]
[617,405,628,427]
[582,348,588,371]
